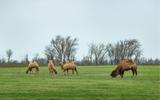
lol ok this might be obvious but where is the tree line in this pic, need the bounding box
[0,35,160,65]
[82,39,142,65]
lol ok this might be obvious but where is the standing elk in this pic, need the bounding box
[59,61,78,75]
[110,59,137,78]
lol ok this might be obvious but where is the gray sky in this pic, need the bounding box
[0,0,159,61]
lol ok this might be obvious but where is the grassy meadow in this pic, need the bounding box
[0,65,159,100]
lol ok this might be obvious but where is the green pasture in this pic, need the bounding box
[0,65,159,100]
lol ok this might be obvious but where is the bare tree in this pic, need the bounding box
[25,54,29,63]
[106,43,115,64]
[81,56,90,65]
[88,44,94,64]
[0,56,6,64]
[34,53,39,61]
[65,36,78,61]
[6,49,13,63]
[88,43,108,65]
[21,54,29,64]
[50,35,66,63]
[45,35,78,63]
[44,45,56,60]
[106,39,142,64]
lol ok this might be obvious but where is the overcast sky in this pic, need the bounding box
[0,0,159,61]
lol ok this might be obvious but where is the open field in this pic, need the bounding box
[0,65,159,100]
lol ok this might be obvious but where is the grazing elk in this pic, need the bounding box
[48,59,57,76]
[110,59,137,78]
[26,60,39,74]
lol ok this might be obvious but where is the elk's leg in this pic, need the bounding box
[64,70,66,76]
[30,68,32,74]
[133,68,137,78]
[26,68,29,74]
[36,67,39,73]
[119,68,124,78]
[38,67,39,72]
[67,69,69,75]
[50,68,53,75]
[135,68,137,76]
[75,68,78,75]
[51,69,55,77]
[120,71,124,78]
[49,69,52,74]
[72,69,74,75]
[131,68,135,78]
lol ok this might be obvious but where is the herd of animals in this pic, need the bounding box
[26,58,137,78]
[26,58,78,76]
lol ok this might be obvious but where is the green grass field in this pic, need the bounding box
[0,65,159,100]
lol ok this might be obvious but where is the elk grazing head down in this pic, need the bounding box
[110,59,137,78]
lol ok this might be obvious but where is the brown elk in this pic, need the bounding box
[59,61,78,75]
[110,59,137,78]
